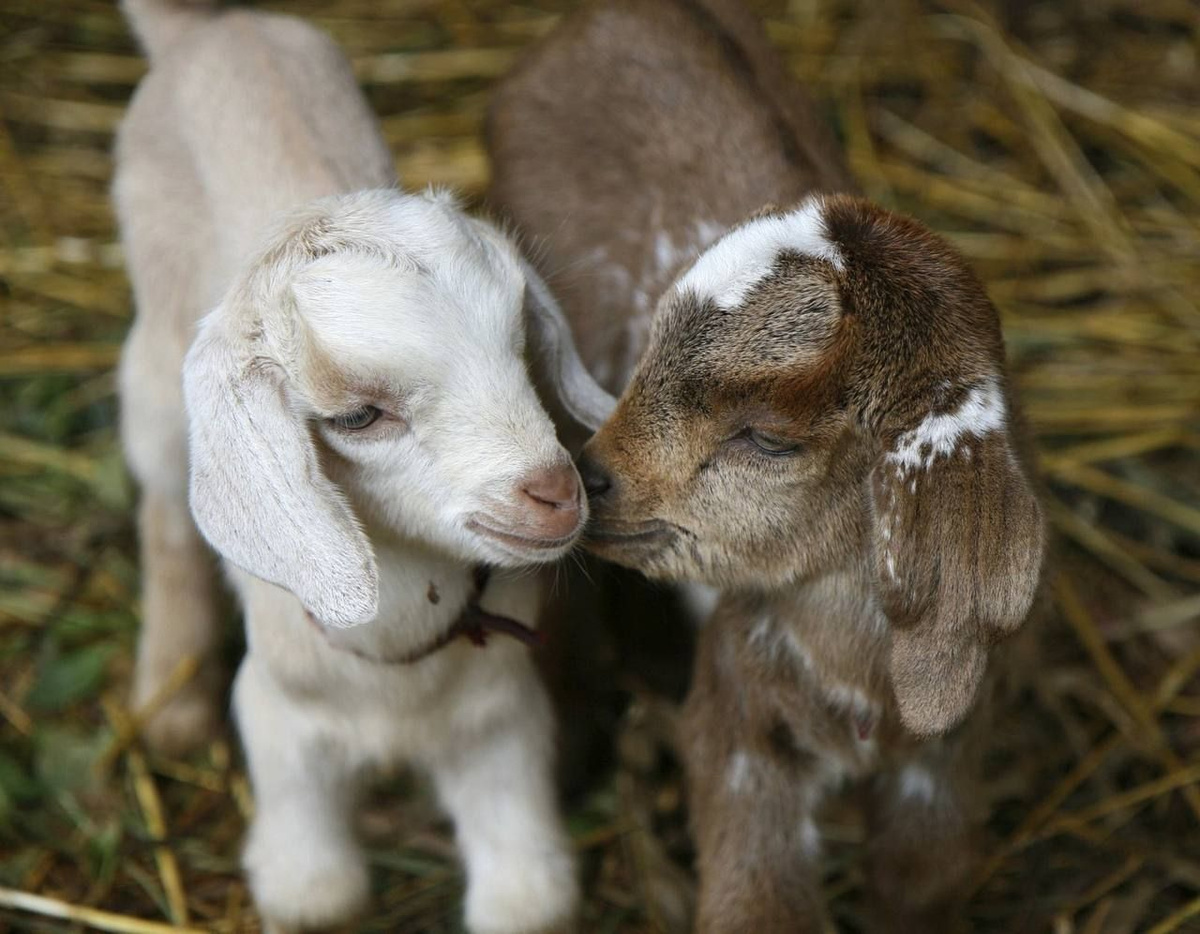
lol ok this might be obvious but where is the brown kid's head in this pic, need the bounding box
[579,194,1045,735]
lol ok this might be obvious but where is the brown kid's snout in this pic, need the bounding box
[517,462,583,541]
[575,450,613,503]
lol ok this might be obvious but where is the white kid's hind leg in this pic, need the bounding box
[117,167,224,752]
[235,660,371,931]
[129,488,223,752]
[116,119,227,754]
[428,653,577,934]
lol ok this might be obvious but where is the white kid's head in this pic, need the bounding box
[183,189,614,627]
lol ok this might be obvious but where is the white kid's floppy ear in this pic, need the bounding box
[521,260,616,432]
[183,311,378,628]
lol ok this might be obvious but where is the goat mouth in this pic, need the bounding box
[585,520,674,548]
[466,517,581,554]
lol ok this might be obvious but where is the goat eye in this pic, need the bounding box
[330,406,382,431]
[746,428,800,456]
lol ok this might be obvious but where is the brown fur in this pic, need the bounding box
[488,0,852,395]
[488,1,1046,931]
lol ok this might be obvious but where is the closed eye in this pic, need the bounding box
[740,427,802,456]
[329,405,382,431]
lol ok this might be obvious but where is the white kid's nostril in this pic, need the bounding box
[516,464,583,541]
[521,464,581,511]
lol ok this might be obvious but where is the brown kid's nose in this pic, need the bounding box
[576,452,612,501]
[518,464,583,541]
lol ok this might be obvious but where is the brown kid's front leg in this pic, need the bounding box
[681,624,830,934]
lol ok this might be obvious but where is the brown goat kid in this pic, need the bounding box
[488,0,1047,930]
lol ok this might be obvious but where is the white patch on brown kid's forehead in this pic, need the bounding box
[885,378,1006,475]
[672,198,842,311]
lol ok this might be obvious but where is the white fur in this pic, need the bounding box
[522,258,618,430]
[680,581,720,625]
[747,613,814,670]
[898,763,940,805]
[184,191,586,626]
[236,562,577,934]
[674,199,842,310]
[116,4,587,931]
[825,682,881,731]
[654,230,675,274]
[188,199,585,930]
[799,818,822,860]
[725,750,755,795]
[886,377,1006,475]
[653,220,723,282]
[587,218,726,390]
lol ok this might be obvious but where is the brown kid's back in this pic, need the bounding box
[489,0,853,394]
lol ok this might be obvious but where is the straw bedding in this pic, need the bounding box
[0,0,1197,931]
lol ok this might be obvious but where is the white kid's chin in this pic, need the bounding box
[465,526,581,567]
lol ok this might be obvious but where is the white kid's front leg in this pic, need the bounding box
[429,652,578,934]
[234,659,371,932]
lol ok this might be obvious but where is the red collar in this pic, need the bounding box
[308,566,545,666]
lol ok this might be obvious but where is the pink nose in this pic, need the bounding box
[519,464,583,540]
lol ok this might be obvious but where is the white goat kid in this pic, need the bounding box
[116,1,612,931]
[190,195,587,933]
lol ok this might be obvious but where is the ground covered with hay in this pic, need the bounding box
[1,1,1199,931]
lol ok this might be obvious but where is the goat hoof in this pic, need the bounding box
[247,840,370,932]
[465,849,578,934]
[136,688,221,755]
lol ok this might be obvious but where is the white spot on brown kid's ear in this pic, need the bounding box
[673,197,842,310]
[886,377,1007,475]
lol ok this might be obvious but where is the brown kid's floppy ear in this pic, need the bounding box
[870,378,1045,735]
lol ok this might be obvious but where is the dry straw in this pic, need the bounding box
[0,0,1197,931]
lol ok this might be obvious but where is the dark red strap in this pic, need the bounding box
[455,607,546,650]
[311,565,543,666]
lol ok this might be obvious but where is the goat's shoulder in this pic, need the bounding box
[695,569,894,749]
